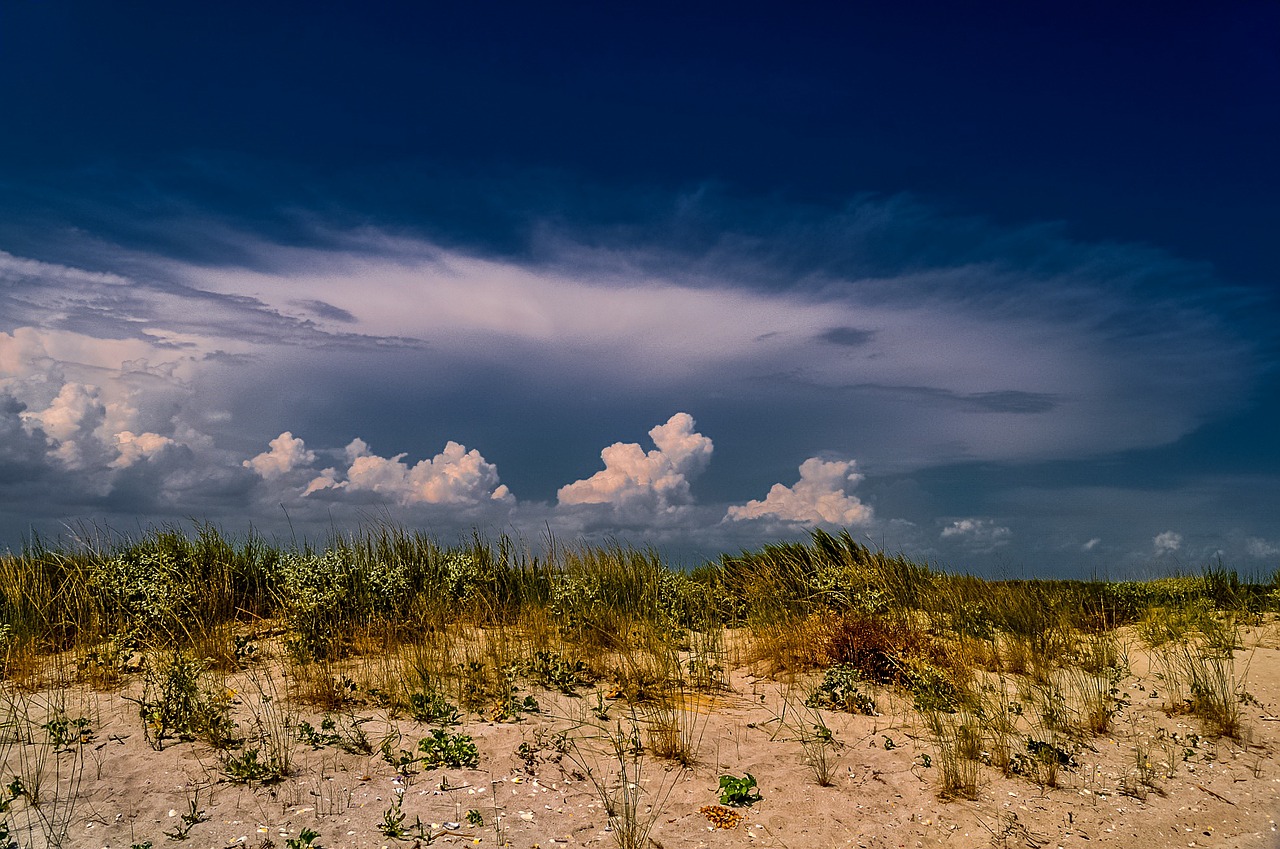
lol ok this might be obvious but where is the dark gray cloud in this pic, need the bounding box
[835,384,1060,415]
[0,394,53,484]
[819,326,876,347]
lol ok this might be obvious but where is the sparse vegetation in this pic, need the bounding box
[0,523,1276,844]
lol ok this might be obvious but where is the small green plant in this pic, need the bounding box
[42,714,92,749]
[378,799,408,838]
[284,827,323,849]
[407,688,461,725]
[162,794,209,840]
[380,735,420,775]
[717,773,762,807]
[295,715,373,754]
[417,729,479,769]
[521,649,591,693]
[466,809,485,827]
[220,747,289,784]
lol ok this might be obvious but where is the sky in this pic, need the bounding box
[0,2,1277,576]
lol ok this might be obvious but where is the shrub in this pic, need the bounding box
[91,548,194,639]
[806,665,878,715]
[274,549,411,661]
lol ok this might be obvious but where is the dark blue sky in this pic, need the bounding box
[0,2,1276,574]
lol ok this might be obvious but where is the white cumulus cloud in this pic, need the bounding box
[941,518,1012,551]
[244,432,316,480]
[22,382,109,471]
[557,412,713,516]
[725,457,872,526]
[1153,530,1183,555]
[111,430,178,469]
[306,438,512,506]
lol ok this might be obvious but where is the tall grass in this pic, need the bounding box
[1,521,1272,810]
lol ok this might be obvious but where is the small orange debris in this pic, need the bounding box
[699,805,745,829]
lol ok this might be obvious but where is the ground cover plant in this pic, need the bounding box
[0,525,1278,847]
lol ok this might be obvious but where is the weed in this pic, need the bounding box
[791,706,841,786]
[407,688,461,725]
[380,734,421,776]
[161,792,209,840]
[378,799,409,838]
[294,714,372,754]
[644,675,703,767]
[221,746,289,784]
[283,827,323,849]
[1180,642,1246,738]
[41,714,92,749]
[135,651,236,750]
[981,812,1042,849]
[1013,737,1076,788]
[516,729,570,775]
[717,773,762,807]
[466,808,484,827]
[1119,730,1161,800]
[1068,664,1128,735]
[520,649,591,694]
[566,713,683,849]
[418,729,480,769]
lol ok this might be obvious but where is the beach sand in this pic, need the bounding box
[3,621,1279,849]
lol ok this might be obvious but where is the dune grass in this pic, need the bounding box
[0,520,1275,843]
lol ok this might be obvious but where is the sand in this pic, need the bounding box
[3,621,1280,849]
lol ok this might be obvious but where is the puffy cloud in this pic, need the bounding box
[305,438,512,506]
[941,518,1012,551]
[110,430,179,469]
[243,431,316,480]
[725,457,872,526]
[23,382,109,470]
[1082,537,1102,551]
[558,413,712,516]
[1153,531,1182,555]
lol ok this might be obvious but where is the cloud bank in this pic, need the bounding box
[0,195,1270,572]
